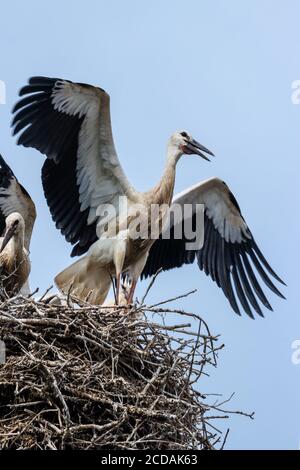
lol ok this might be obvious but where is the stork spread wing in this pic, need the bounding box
[0,154,36,250]
[142,177,285,318]
[12,76,136,257]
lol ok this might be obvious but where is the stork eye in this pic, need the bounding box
[180,132,188,138]
[13,220,19,227]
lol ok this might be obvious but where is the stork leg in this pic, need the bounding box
[115,273,121,305]
[113,237,127,306]
[127,279,137,305]
[126,251,149,305]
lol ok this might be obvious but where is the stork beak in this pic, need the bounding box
[185,139,215,161]
[0,225,16,253]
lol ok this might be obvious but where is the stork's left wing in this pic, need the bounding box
[12,76,137,257]
[0,154,36,250]
[142,177,285,318]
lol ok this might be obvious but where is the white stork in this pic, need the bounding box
[12,77,285,316]
[0,154,36,297]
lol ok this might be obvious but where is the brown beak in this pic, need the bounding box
[0,225,16,253]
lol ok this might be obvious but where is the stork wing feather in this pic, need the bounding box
[142,177,285,318]
[0,154,36,250]
[12,76,136,256]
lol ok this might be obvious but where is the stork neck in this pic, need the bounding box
[153,147,181,206]
[166,143,183,167]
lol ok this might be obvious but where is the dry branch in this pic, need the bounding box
[0,290,251,450]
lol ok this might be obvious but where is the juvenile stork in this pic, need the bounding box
[12,76,285,316]
[0,154,36,297]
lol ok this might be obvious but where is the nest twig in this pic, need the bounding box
[0,288,252,450]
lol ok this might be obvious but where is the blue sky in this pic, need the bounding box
[0,0,299,449]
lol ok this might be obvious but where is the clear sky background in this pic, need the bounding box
[0,0,299,450]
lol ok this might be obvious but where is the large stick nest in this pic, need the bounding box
[0,289,245,450]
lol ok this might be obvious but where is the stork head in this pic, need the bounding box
[0,212,25,252]
[169,131,214,161]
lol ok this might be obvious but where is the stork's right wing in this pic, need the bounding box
[12,77,137,257]
[143,177,285,318]
[0,154,36,250]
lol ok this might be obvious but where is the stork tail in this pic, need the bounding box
[55,257,111,305]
